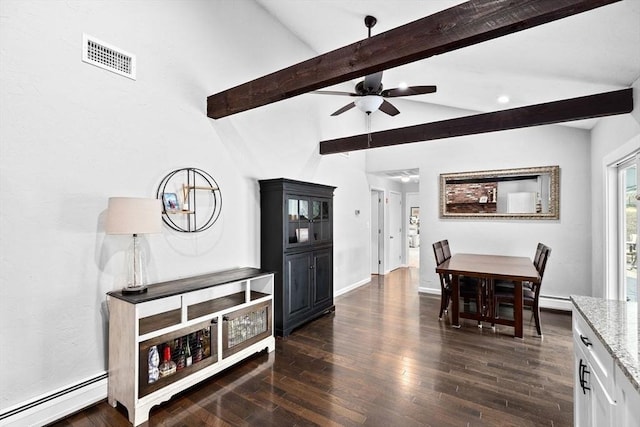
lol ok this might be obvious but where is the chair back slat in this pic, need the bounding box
[537,246,551,280]
[442,240,451,260]
[533,242,544,268]
[433,241,445,265]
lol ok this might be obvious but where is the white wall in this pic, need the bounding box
[366,112,593,302]
[0,0,370,414]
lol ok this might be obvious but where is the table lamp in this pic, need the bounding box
[106,197,162,294]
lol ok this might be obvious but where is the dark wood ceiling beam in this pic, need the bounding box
[207,0,621,119]
[319,89,633,155]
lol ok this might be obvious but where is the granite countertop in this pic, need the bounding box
[571,295,639,393]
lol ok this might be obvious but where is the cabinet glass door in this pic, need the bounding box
[311,199,331,243]
[287,197,310,247]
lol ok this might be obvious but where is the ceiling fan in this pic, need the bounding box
[312,15,437,117]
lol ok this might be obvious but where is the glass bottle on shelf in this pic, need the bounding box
[176,338,186,371]
[193,331,203,363]
[185,334,192,367]
[203,328,211,358]
[158,345,176,378]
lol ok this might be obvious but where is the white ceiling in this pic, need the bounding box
[255,0,640,130]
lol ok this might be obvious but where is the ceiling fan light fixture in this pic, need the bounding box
[355,95,384,114]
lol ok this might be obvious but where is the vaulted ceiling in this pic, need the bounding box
[250,0,639,130]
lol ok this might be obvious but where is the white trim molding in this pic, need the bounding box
[335,277,371,297]
[0,374,107,427]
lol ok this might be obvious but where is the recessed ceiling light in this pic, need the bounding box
[401,176,410,183]
[398,82,408,90]
[497,95,510,104]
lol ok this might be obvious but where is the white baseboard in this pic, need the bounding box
[0,374,107,427]
[539,295,572,311]
[335,277,371,297]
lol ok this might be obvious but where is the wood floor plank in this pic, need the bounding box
[50,268,574,426]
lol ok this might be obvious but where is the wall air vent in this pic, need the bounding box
[82,34,136,80]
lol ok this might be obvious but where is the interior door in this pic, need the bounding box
[371,190,383,274]
[389,191,402,271]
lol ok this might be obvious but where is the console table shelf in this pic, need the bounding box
[107,267,275,426]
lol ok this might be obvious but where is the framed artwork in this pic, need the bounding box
[410,207,419,217]
[162,193,180,212]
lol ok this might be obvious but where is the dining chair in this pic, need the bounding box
[494,244,551,336]
[433,240,483,321]
[433,241,450,319]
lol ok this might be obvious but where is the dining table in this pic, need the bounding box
[436,253,540,338]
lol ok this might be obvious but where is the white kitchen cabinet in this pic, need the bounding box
[573,307,616,427]
[572,300,640,427]
[615,364,640,427]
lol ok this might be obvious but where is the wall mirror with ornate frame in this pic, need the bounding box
[440,166,559,219]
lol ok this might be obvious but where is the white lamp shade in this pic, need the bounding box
[106,197,162,235]
[355,95,384,113]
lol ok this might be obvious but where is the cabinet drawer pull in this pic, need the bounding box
[580,334,593,347]
[579,359,591,394]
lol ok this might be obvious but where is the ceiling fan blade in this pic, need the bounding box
[363,71,383,93]
[311,90,358,97]
[379,100,400,116]
[331,102,356,116]
[381,85,437,98]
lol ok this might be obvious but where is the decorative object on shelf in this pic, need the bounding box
[162,193,180,212]
[156,167,222,233]
[105,197,162,294]
[147,346,159,384]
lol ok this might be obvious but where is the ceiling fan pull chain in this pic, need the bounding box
[366,113,372,148]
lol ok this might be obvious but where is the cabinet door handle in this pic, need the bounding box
[579,359,591,394]
[211,318,218,324]
[580,334,593,347]
[222,315,230,322]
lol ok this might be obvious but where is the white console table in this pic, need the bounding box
[107,267,275,426]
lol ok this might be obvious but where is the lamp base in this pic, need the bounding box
[122,285,148,295]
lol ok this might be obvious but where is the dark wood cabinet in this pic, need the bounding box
[260,178,335,336]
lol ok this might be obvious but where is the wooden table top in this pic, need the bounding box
[436,253,540,282]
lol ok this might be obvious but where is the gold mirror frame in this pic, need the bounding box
[440,166,559,220]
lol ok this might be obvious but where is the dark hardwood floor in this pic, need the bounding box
[52,267,574,426]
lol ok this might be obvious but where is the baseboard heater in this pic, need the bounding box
[0,373,107,426]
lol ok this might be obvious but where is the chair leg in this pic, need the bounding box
[439,290,448,320]
[533,302,542,336]
[444,291,451,314]
[439,296,445,320]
